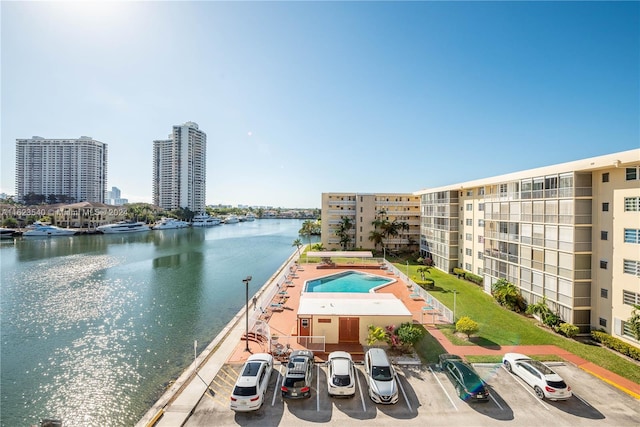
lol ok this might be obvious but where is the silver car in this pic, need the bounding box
[364,348,398,404]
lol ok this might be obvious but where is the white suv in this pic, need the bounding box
[230,353,274,411]
[327,351,356,397]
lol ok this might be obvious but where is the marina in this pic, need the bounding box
[0,219,313,427]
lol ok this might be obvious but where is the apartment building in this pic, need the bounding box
[321,193,421,252]
[153,122,207,213]
[15,136,107,203]
[415,149,640,345]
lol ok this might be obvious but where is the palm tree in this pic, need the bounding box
[292,238,303,258]
[300,220,315,248]
[334,216,353,250]
[380,220,400,251]
[368,230,384,252]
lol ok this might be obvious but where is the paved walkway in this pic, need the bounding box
[427,326,640,399]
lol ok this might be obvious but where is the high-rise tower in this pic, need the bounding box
[153,122,206,213]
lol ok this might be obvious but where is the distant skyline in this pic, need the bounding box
[2,1,638,208]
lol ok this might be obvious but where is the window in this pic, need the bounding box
[478,219,484,227]
[623,321,639,340]
[602,202,609,212]
[624,229,640,244]
[600,288,608,298]
[626,166,639,181]
[465,233,472,241]
[600,260,608,269]
[601,231,608,240]
[499,183,508,195]
[478,235,484,243]
[465,248,472,256]
[623,290,640,305]
[602,172,609,183]
[623,260,640,277]
[478,251,483,259]
[478,188,485,196]
[301,319,309,328]
[467,190,473,196]
[465,263,472,271]
[466,203,473,211]
[625,197,640,211]
[466,219,472,226]
[478,203,484,211]
[599,318,607,327]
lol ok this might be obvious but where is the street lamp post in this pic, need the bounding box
[242,276,252,352]
[406,261,409,280]
[453,290,458,322]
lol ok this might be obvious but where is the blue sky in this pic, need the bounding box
[2,1,638,208]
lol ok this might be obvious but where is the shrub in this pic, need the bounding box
[452,267,465,278]
[415,278,435,290]
[456,316,479,339]
[591,331,640,361]
[366,325,389,346]
[491,279,527,313]
[464,272,483,285]
[556,323,579,338]
[395,322,424,346]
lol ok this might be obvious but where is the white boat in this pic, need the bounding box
[23,222,77,237]
[97,221,150,234]
[223,215,239,224]
[244,213,256,222]
[0,227,17,239]
[191,214,221,227]
[152,218,190,230]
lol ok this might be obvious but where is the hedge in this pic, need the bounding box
[591,331,640,361]
[452,268,483,286]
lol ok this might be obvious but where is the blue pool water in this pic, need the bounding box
[304,271,394,293]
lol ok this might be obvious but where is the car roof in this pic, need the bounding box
[330,357,352,376]
[367,348,391,366]
[286,361,308,376]
[449,361,483,381]
[247,353,273,363]
[290,349,313,359]
[328,351,352,361]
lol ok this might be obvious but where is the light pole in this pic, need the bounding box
[383,247,386,260]
[453,290,458,322]
[406,261,409,280]
[242,276,252,352]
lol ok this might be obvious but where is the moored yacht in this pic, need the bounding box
[244,213,257,222]
[223,215,239,224]
[23,222,78,237]
[97,221,150,234]
[152,218,190,230]
[0,227,18,239]
[191,214,221,227]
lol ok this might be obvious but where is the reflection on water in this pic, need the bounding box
[0,220,311,426]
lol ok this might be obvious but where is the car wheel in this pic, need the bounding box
[504,360,512,372]
[534,386,545,399]
[456,385,464,400]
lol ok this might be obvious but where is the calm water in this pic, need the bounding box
[305,271,393,293]
[0,220,312,427]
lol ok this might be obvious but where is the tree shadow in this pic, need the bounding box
[469,336,501,350]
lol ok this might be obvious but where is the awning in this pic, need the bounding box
[306,251,373,258]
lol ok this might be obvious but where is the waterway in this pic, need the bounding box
[0,219,314,427]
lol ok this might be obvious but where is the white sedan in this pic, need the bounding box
[502,352,572,400]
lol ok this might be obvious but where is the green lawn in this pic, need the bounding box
[394,262,640,385]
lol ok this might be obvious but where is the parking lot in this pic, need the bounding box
[184,361,640,427]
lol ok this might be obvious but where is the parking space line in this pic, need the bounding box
[355,366,366,412]
[428,365,458,411]
[489,392,503,410]
[317,364,321,412]
[395,370,412,412]
[500,365,550,410]
[272,366,284,407]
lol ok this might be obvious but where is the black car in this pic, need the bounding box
[281,350,314,399]
[439,354,490,402]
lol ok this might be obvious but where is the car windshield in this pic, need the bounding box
[332,374,352,387]
[372,366,393,381]
[242,362,262,376]
[233,385,257,396]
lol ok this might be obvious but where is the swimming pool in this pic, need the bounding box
[304,271,395,293]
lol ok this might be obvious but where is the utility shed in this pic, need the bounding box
[296,293,412,345]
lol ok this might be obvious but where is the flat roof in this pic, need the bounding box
[297,293,412,317]
[306,251,373,258]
